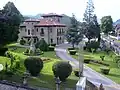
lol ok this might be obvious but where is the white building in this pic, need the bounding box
[18,13,66,45]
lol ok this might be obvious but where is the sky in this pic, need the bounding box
[0,0,120,22]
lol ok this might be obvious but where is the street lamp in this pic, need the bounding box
[54,77,61,90]
[78,39,86,77]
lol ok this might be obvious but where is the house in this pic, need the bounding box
[18,13,66,45]
[115,24,120,40]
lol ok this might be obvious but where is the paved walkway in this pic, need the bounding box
[55,43,120,90]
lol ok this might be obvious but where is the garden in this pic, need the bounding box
[0,38,79,89]
[68,43,120,84]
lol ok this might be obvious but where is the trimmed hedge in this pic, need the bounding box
[48,46,55,51]
[68,47,75,51]
[100,67,110,75]
[51,44,56,47]
[69,50,77,55]
[84,58,91,64]
[91,60,109,66]
[74,70,79,77]
[24,57,43,76]
[52,61,72,82]
[20,39,26,45]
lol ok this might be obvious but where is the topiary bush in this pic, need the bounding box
[35,38,48,51]
[20,38,26,45]
[74,69,80,77]
[84,58,91,63]
[24,57,43,76]
[51,44,56,47]
[0,47,8,56]
[113,56,120,63]
[100,55,105,61]
[52,61,72,82]
[68,47,75,51]
[69,50,77,55]
[100,67,110,75]
[23,49,29,55]
[48,46,55,51]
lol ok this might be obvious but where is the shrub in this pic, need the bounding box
[20,38,26,45]
[68,47,75,51]
[84,58,91,63]
[5,70,14,77]
[100,67,110,75]
[35,38,48,51]
[51,43,56,47]
[0,47,8,56]
[74,69,80,77]
[23,49,30,55]
[24,57,43,76]
[100,55,105,61]
[15,60,20,69]
[69,50,77,55]
[48,46,55,51]
[35,48,43,55]
[52,61,72,82]
[113,56,120,63]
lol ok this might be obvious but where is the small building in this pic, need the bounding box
[18,13,66,45]
[115,24,120,40]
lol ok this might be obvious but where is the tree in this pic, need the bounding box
[0,2,23,47]
[24,57,43,76]
[52,61,72,82]
[66,14,83,48]
[35,38,48,51]
[83,0,100,41]
[100,16,113,35]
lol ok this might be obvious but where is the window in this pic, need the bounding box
[31,29,34,35]
[51,39,53,43]
[32,23,33,25]
[41,28,44,34]
[28,29,30,35]
[58,18,60,22]
[36,28,38,32]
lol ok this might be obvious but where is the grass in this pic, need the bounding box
[0,44,79,89]
[70,50,120,84]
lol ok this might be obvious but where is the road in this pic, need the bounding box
[55,43,120,90]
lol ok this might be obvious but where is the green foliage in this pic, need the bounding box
[86,41,100,52]
[50,43,56,47]
[100,55,105,61]
[66,14,83,48]
[35,48,43,55]
[15,60,20,69]
[68,47,75,51]
[100,67,110,75]
[24,57,43,76]
[84,58,91,63]
[20,38,26,45]
[74,69,80,77]
[52,61,72,82]
[0,47,8,56]
[69,50,77,55]
[100,16,113,35]
[35,38,48,51]
[83,0,100,41]
[48,46,55,51]
[113,56,120,63]
[0,2,23,46]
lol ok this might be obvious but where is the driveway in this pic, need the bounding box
[55,43,120,90]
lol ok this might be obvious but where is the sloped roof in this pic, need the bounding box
[34,18,66,27]
[24,19,40,22]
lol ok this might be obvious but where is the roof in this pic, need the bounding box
[115,24,120,30]
[24,19,40,22]
[34,18,66,27]
[41,13,63,17]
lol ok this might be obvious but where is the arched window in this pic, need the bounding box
[41,28,44,34]
[28,29,30,35]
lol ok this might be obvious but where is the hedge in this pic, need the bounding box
[100,67,110,75]
[69,50,77,55]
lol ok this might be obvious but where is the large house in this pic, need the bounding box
[115,24,120,40]
[18,13,66,45]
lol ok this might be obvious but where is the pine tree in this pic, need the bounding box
[66,14,83,48]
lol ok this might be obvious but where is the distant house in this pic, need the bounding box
[18,13,67,45]
[115,24,120,40]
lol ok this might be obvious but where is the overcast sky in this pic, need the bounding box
[0,0,119,22]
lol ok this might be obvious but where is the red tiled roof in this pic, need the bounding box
[25,19,40,22]
[34,18,66,27]
[41,13,63,17]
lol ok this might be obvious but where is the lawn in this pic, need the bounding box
[70,50,120,84]
[0,44,79,89]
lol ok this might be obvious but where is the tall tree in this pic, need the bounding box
[83,0,100,41]
[66,14,83,48]
[100,16,113,35]
[0,2,23,47]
